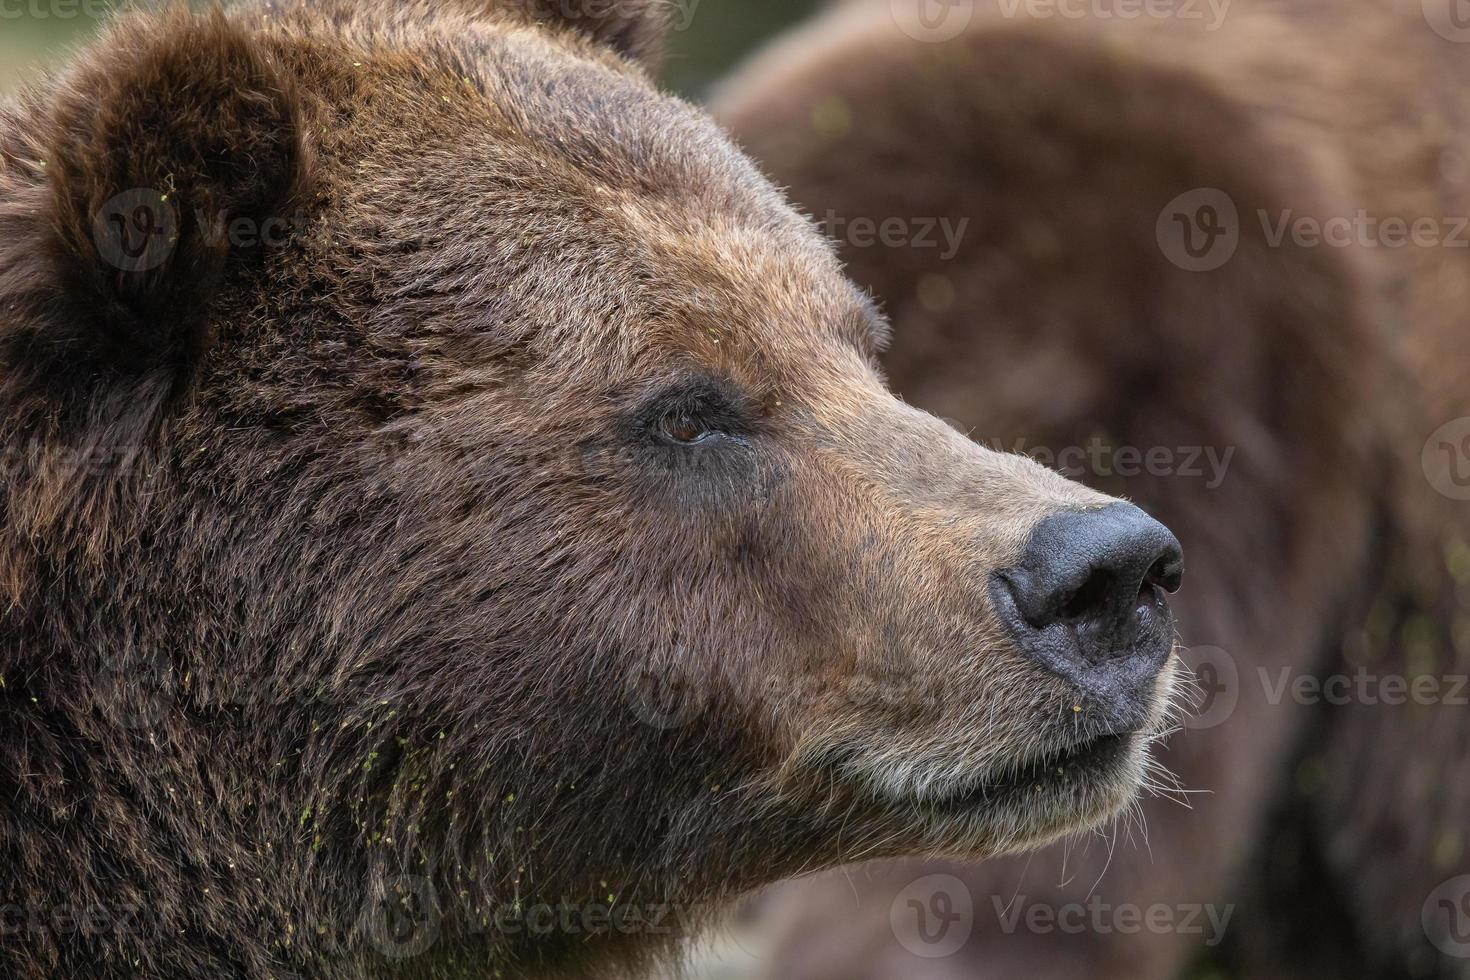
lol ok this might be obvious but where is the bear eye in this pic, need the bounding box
[658,410,716,446]
[642,379,751,449]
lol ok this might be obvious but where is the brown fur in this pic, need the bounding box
[0,2,1188,978]
[714,0,1470,977]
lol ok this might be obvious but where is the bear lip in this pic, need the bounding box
[919,730,1136,811]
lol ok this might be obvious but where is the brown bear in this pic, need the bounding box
[712,1,1470,978]
[0,2,1195,978]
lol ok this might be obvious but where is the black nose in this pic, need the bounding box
[1004,504,1182,636]
[992,504,1183,724]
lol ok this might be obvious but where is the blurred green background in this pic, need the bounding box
[0,0,822,96]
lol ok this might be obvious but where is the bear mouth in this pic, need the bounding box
[919,730,1135,812]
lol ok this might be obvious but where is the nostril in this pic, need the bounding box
[1058,568,1113,622]
[1146,553,1184,594]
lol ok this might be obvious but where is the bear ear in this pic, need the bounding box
[36,9,310,371]
[510,0,673,69]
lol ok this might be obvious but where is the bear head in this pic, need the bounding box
[0,2,1183,975]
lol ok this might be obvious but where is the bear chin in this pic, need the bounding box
[839,660,1182,859]
[908,729,1156,858]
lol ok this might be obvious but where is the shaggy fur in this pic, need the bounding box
[713,1,1470,977]
[0,2,1189,978]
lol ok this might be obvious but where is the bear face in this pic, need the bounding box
[0,3,1183,976]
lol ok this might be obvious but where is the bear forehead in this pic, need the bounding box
[269,16,885,382]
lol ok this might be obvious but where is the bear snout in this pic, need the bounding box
[991,503,1183,730]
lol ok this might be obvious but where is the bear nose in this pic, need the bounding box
[992,504,1183,725]
[1006,504,1182,638]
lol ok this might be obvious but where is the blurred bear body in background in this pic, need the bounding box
[715,1,1470,977]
